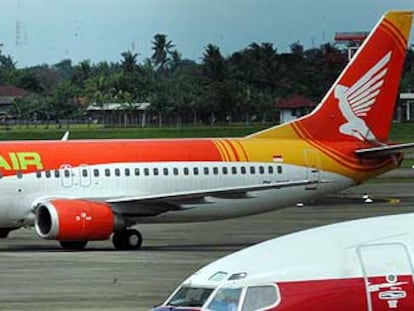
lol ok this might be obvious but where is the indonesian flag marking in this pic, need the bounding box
[273,155,283,162]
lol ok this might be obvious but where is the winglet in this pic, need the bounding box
[61,131,69,141]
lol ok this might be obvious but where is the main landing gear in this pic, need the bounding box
[112,229,143,250]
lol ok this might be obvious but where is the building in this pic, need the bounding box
[0,85,31,116]
[399,93,414,122]
[87,102,151,127]
[278,95,317,124]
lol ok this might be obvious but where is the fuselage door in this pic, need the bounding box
[304,149,320,190]
[60,164,73,188]
[357,243,414,311]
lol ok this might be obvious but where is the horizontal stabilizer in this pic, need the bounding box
[355,142,414,158]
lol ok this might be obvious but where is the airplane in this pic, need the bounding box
[0,10,412,250]
[152,213,414,311]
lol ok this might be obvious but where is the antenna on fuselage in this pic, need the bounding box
[61,131,69,141]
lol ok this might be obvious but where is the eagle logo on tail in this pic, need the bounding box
[335,52,391,142]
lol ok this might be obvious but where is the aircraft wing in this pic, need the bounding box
[355,142,414,158]
[106,179,318,217]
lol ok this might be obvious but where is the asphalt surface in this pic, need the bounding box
[1,169,414,310]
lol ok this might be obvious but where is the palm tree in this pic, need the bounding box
[202,44,225,82]
[121,51,138,74]
[151,34,175,71]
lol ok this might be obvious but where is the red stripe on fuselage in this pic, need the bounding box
[274,275,414,311]
[0,139,224,176]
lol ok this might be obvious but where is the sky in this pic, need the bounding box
[0,0,413,68]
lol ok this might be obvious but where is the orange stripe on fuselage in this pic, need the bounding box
[224,139,240,161]
[234,139,250,161]
[215,140,232,161]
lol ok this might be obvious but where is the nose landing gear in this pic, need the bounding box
[112,229,143,250]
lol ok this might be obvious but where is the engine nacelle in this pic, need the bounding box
[35,199,114,241]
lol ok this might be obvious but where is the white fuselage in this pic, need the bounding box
[0,161,352,228]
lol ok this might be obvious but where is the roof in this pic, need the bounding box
[400,93,414,100]
[278,95,317,109]
[0,85,30,97]
[87,102,151,111]
[335,32,369,42]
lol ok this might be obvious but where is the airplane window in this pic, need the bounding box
[105,168,110,177]
[163,168,168,176]
[144,168,149,176]
[207,287,242,311]
[45,170,51,178]
[17,171,23,179]
[54,170,60,178]
[82,169,88,177]
[135,168,140,176]
[241,167,246,174]
[93,169,99,177]
[213,167,219,175]
[153,168,159,176]
[183,167,189,176]
[64,169,70,178]
[193,167,199,175]
[36,171,42,178]
[204,167,209,175]
[277,166,282,174]
[231,166,237,174]
[268,166,274,174]
[250,166,256,174]
[222,167,228,175]
[241,285,279,311]
[0,171,3,179]
[125,168,130,176]
[167,286,214,308]
[115,168,121,177]
[259,166,265,174]
[173,168,179,176]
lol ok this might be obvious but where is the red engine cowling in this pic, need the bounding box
[35,199,114,241]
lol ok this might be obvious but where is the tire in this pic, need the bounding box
[112,229,142,250]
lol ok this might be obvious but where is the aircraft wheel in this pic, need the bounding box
[112,229,143,250]
[59,240,88,250]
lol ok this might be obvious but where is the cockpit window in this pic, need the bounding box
[207,287,242,311]
[167,286,214,307]
[241,285,279,311]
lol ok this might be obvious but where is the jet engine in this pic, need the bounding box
[35,199,114,241]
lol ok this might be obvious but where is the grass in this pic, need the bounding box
[389,122,414,142]
[0,124,269,140]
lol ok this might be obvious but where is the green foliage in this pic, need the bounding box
[0,36,412,128]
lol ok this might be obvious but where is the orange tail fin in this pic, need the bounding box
[250,11,413,144]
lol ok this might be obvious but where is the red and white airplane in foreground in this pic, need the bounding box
[153,213,414,311]
[0,11,412,250]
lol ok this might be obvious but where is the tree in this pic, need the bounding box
[72,60,91,87]
[151,33,175,71]
[120,50,138,74]
[202,44,226,82]
[50,81,82,128]
[0,45,17,84]
[53,59,73,80]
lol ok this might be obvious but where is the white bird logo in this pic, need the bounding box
[335,52,391,142]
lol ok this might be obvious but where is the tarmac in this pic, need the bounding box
[1,169,414,310]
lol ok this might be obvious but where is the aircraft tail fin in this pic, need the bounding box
[249,11,413,144]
